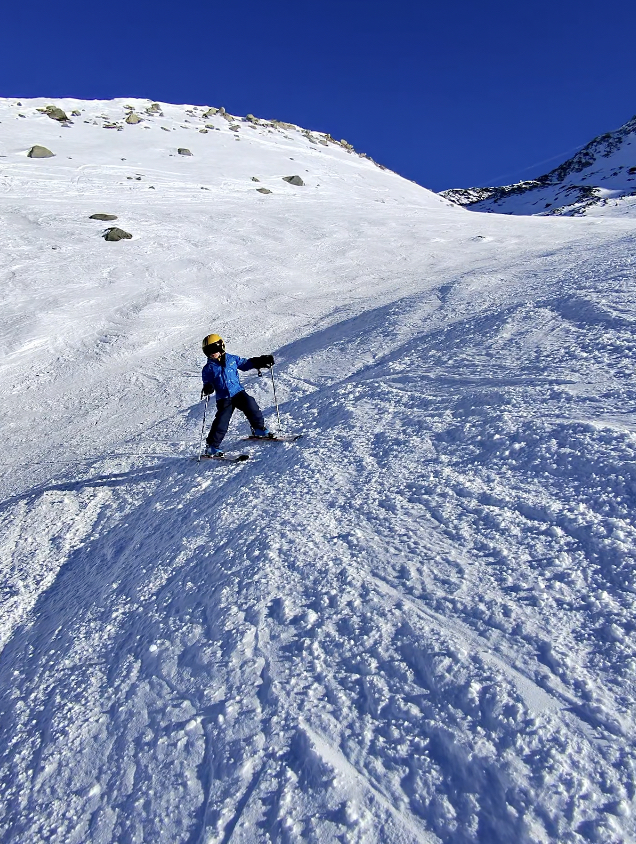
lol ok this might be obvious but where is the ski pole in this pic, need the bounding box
[198,394,210,462]
[270,364,282,432]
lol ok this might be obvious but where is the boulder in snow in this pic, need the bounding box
[27,145,55,158]
[256,188,272,194]
[282,175,304,186]
[103,227,132,241]
[125,113,142,124]
[44,106,69,122]
[89,213,118,221]
[178,148,192,156]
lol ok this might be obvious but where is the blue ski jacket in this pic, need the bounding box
[202,353,256,400]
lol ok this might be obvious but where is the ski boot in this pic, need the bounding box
[204,444,224,457]
[251,428,274,439]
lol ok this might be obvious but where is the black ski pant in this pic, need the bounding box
[206,390,265,449]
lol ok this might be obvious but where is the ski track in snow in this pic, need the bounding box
[1,97,636,843]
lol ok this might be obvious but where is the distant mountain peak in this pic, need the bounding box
[441,113,636,217]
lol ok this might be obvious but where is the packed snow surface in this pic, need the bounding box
[442,113,636,217]
[1,97,636,843]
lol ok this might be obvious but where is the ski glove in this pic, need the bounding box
[201,383,214,399]
[250,354,274,369]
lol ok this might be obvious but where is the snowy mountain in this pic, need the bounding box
[1,97,636,844]
[442,113,636,217]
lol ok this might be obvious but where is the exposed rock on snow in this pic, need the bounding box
[283,175,304,186]
[89,213,118,220]
[177,147,192,156]
[125,112,142,124]
[442,112,636,217]
[256,187,272,194]
[40,105,68,122]
[27,144,54,158]
[102,226,132,241]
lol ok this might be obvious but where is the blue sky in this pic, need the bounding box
[1,0,635,191]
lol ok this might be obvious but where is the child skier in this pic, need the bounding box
[200,333,274,456]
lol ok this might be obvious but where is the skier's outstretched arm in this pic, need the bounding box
[237,354,274,372]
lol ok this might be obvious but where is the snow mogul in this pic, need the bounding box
[200,333,274,456]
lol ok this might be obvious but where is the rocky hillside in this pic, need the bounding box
[442,113,636,217]
[0,97,387,176]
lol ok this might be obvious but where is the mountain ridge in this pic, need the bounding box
[0,95,391,172]
[441,112,636,217]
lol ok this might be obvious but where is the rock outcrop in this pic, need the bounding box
[103,227,132,241]
[90,213,118,221]
[43,106,69,122]
[282,175,304,186]
[27,145,55,158]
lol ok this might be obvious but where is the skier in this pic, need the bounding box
[200,333,274,456]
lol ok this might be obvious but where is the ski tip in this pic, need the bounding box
[245,433,303,443]
[198,453,250,463]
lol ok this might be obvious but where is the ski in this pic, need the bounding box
[244,433,303,443]
[198,453,250,463]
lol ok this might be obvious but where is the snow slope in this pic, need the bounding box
[442,113,636,217]
[1,97,636,843]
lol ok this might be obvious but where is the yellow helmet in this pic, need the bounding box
[202,333,225,355]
